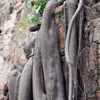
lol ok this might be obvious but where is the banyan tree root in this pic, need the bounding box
[65,0,83,100]
[24,35,36,59]
[18,57,33,100]
[18,34,36,100]
[8,70,21,100]
[33,0,66,100]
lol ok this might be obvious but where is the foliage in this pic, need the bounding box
[26,0,47,26]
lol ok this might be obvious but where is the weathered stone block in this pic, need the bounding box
[93,28,100,43]
[85,18,100,43]
[85,2,100,20]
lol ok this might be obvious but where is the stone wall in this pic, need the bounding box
[0,0,37,98]
[56,1,100,99]
[1,0,100,100]
[83,1,100,99]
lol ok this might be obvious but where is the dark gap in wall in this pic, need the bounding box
[0,30,2,33]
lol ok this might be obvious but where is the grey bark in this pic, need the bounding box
[65,0,83,100]
[18,57,33,100]
[33,0,66,100]
[29,24,40,32]
[65,0,77,100]
[24,35,36,59]
[8,70,21,100]
[14,62,25,72]
[63,1,68,98]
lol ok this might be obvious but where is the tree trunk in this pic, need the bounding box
[33,0,66,100]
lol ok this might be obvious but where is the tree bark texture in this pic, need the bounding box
[65,0,83,100]
[24,35,36,59]
[65,0,78,99]
[8,70,21,100]
[18,57,33,100]
[33,0,66,100]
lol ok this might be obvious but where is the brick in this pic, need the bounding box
[59,27,65,46]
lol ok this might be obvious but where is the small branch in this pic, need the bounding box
[83,3,91,9]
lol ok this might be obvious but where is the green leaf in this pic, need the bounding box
[33,19,39,23]
[36,5,41,14]
[26,0,46,26]
[31,19,39,25]
[26,1,30,4]
[43,0,46,3]
[27,1,31,5]
[31,10,36,14]
[28,15,35,21]
[35,5,39,9]
[40,4,46,12]
[29,5,34,9]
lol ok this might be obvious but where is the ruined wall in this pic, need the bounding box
[82,1,100,99]
[0,0,37,99]
[1,0,100,100]
[56,1,100,99]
